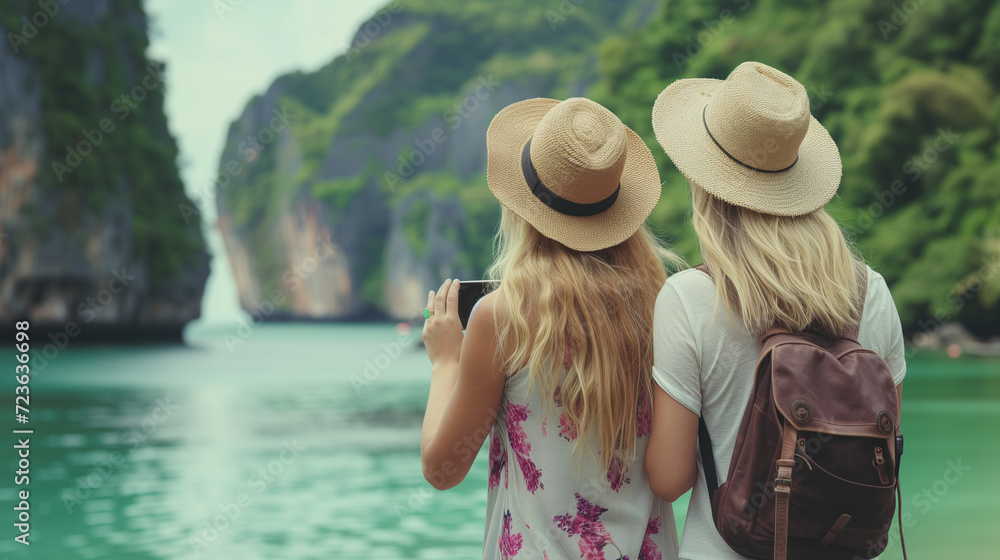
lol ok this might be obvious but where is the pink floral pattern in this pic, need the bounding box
[507,403,544,493]
[489,426,507,490]
[636,393,652,438]
[552,386,579,441]
[484,369,674,559]
[607,456,630,492]
[558,413,578,441]
[500,510,523,559]
[554,493,614,560]
[638,516,662,560]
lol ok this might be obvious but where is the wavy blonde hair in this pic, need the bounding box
[690,182,863,339]
[486,208,682,471]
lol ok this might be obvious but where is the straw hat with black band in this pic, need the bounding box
[486,97,662,252]
[652,61,842,217]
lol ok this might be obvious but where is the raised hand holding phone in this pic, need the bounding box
[421,279,464,367]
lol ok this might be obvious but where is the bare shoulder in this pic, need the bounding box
[465,289,508,371]
[471,289,530,330]
[467,290,502,343]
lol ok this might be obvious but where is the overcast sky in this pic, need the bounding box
[144,0,387,326]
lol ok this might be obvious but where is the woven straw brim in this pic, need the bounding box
[487,98,662,252]
[652,79,842,216]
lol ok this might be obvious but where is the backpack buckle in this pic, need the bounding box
[774,476,792,494]
[775,459,795,494]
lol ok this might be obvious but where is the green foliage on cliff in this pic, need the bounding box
[594,0,1000,334]
[1,0,205,286]
[220,0,998,331]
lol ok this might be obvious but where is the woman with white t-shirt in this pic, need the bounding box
[642,61,906,559]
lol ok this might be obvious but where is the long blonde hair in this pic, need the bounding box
[690,182,863,339]
[486,208,682,471]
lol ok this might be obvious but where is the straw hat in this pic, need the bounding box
[486,97,661,252]
[652,61,842,216]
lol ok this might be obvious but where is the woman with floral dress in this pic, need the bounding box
[420,97,682,559]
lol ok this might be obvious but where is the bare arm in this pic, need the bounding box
[420,282,505,490]
[645,385,699,502]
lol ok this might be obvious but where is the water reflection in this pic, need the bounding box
[2,325,487,559]
[0,324,994,558]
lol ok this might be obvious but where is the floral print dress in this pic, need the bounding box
[483,364,679,560]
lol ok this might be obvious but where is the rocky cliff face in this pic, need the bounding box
[217,0,1000,333]
[0,0,208,340]
[215,0,657,321]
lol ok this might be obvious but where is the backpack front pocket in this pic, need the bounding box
[755,433,896,550]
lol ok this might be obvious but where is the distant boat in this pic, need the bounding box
[397,322,425,349]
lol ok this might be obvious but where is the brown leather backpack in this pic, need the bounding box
[695,264,907,559]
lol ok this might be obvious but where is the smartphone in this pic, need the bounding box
[457,280,495,329]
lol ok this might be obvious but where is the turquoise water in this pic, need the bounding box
[1,323,997,559]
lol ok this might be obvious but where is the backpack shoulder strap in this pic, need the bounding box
[698,417,719,497]
[694,263,722,496]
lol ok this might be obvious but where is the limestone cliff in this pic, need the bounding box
[215,0,657,320]
[0,0,209,340]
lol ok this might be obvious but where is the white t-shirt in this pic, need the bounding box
[651,266,906,560]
